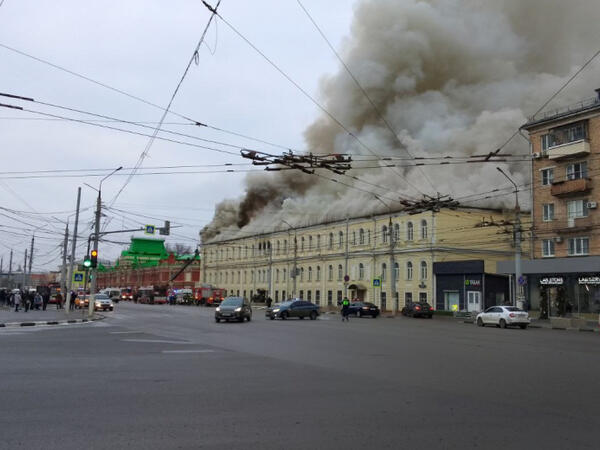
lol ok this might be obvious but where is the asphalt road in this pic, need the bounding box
[1,302,599,450]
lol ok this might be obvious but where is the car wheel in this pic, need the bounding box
[110,307,114,311]
[269,316,275,320]
[299,316,305,320]
[358,311,363,318]
[477,317,484,327]
[215,318,220,323]
[239,316,244,323]
[428,315,433,319]
[247,315,251,322]
[281,312,288,320]
[499,319,507,329]
[519,324,527,329]
[309,311,317,320]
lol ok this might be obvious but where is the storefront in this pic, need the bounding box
[497,257,600,315]
[433,260,509,312]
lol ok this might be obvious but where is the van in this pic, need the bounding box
[101,288,122,303]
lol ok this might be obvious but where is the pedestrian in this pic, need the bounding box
[266,297,273,308]
[55,292,63,310]
[42,290,49,311]
[24,291,31,312]
[0,289,6,307]
[69,291,76,310]
[14,290,22,312]
[341,296,350,322]
[34,292,43,310]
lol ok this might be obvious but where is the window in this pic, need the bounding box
[276,241,280,255]
[568,237,589,256]
[300,267,304,282]
[244,271,247,283]
[541,168,554,186]
[283,240,287,254]
[316,235,321,250]
[407,222,414,241]
[382,225,388,244]
[381,263,386,282]
[329,233,334,249]
[299,290,304,300]
[359,263,365,280]
[406,261,413,280]
[394,262,399,281]
[338,231,344,248]
[276,269,280,283]
[338,265,343,281]
[421,220,428,240]
[542,239,555,257]
[309,236,313,252]
[281,290,286,301]
[301,237,305,252]
[567,162,587,180]
[315,290,320,306]
[328,265,333,281]
[327,290,333,306]
[394,223,400,242]
[359,228,365,245]
[567,200,588,219]
[251,270,254,282]
[541,133,554,151]
[316,266,321,281]
[225,272,228,283]
[368,229,371,244]
[283,269,286,281]
[307,291,312,302]
[405,292,413,304]
[419,292,427,302]
[337,291,343,303]
[352,231,357,246]
[237,271,240,283]
[308,266,312,282]
[543,204,554,222]
[420,261,428,280]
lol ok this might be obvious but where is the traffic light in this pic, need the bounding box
[159,220,170,236]
[83,258,92,269]
[90,249,98,268]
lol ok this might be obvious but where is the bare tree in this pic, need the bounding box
[166,243,193,255]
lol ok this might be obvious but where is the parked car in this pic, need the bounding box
[75,294,89,309]
[93,294,114,311]
[215,297,252,323]
[401,301,434,318]
[348,301,380,318]
[476,306,530,329]
[267,299,319,320]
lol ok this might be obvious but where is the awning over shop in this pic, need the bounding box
[498,256,600,275]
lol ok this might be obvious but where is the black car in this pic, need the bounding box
[215,297,252,323]
[266,299,319,320]
[401,301,434,318]
[348,301,380,318]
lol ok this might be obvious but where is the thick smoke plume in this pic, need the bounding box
[201,0,600,242]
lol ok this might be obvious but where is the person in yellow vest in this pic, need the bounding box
[341,297,350,322]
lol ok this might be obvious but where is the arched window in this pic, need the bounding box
[316,266,321,281]
[301,236,305,252]
[382,225,388,244]
[316,235,321,249]
[368,229,371,244]
[276,269,280,283]
[394,223,400,241]
[394,262,399,281]
[276,241,280,255]
[352,231,356,246]
[359,228,365,245]
[407,222,414,241]
[420,261,428,280]
[338,231,344,248]
[308,266,312,281]
[225,272,228,283]
[283,268,286,281]
[381,263,387,282]
[300,267,304,282]
[328,265,333,281]
[338,264,343,281]
[406,262,413,280]
[283,240,287,254]
[309,236,313,252]
[251,270,254,282]
[421,220,428,240]
[359,263,365,280]
[329,232,334,249]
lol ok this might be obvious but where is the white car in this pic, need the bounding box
[476,306,530,329]
[94,294,114,312]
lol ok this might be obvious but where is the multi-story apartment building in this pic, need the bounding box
[202,208,515,312]
[499,90,600,315]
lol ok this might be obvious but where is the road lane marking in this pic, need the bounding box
[121,339,192,344]
[161,350,215,354]
[110,331,143,334]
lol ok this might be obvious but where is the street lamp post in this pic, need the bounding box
[497,167,523,309]
[281,219,297,298]
[375,195,397,315]
[87,166,122,317]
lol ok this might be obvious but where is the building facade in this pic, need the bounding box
[202,208,515,312]
[499,90,600,315]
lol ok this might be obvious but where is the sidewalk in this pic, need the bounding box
[0,305,101,327]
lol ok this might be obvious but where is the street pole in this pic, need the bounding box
[268,244,273,300]
[281,220,297,298]
[497,168,523,309]
[23,248,27,289]
[8,249,13,289]
[65,187,81,313]
[389,214,397,315]
[344,217,349,298]
[28,235,34,287]
[60,223,69,299]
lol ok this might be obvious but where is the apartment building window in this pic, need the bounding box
[420,261,428,280]
[542,239,555,257]
[338,231,344,248]
[338,264,343,281]
[542,204,555,222]
[567,162,588,180]
[421,220,428,240]
[406,261,413,280]
[407,222,414,241]
[359,263,365,280]
[541,134,554,151]
[381,263,387,282]
[359,228,365,245]
[328,265,333,281]
[567,199,588,219]
[329,233,334,249]
[568,237,589,256]
[382,225,388,244]
[316,266,321,281]
[308,266,312,281]
[541,168,554,186]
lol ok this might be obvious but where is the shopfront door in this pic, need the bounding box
[467,291,482,312]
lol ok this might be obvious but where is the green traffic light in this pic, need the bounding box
[83,258,92,268]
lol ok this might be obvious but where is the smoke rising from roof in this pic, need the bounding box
[201,0,600,242]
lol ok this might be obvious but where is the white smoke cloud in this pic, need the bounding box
[202,0,600,242]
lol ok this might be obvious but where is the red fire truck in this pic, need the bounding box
[194,286,225,306]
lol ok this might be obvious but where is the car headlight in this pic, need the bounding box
[272,308,280,313]
[234,307,242,312]
[215,307,221,312]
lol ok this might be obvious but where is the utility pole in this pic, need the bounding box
[268,243,273,300]
[281,220,297,298]
[497,168,523,309]
[344,217,349,298]
[389,214,397,315]
[22,248,27,289]
[28,235,34,287]
[60,223,69,299]
[8,249,13,289]
[65,187,81,312]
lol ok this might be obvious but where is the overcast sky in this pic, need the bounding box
[0,0,357,271]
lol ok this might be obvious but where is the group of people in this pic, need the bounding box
[0,289,67,312]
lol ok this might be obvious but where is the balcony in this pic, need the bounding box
[551,178,591,197]
[547,139,590,160]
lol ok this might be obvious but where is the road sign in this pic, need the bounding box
[518,275,527,286]
[344,275,350,282]
[372,277,381,287]
[73,272,84,282]
[145,224,156,235]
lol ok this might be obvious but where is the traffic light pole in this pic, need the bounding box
[88,191,101,318]
[65,187,81,313]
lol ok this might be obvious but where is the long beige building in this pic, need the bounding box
[201,207,517,312]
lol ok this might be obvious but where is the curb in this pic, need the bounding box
[0,315,104,329]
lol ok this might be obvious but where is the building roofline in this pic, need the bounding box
[522,96,600,131]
